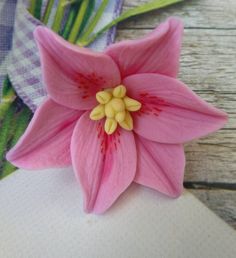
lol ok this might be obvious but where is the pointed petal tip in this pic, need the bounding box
[83,194,107,215]
[125,74,229,143]
[221,113,228,125]
[169,186,183,198]
[151,17,183,39]
[5,99,79,170]
[34,25,50,41]
[206,107,228,131]
[5,150,13,163]
[209,110,228,132]
[5,150,31,170]
[71,113,136,215]
[83,206,105,215]
[106,17,184,78]
[221,110,228,121]
[167,16,184,26]
[83,204,93,214]
[162,177,184,198]
[5,147,22,168]
[34,25,46,33]
[83,203,104,215]
[153,184,183,199]
[34,26,65,50]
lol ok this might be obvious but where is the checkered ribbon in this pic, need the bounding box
[6,0,123,111]
[0,0,17,88]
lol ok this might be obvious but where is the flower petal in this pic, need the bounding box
[6,98,83,169]
[124,74,228,144]
[71,112,137,214]
[106,17,183,78]
[134,135,185,197]
[34,26,121,110]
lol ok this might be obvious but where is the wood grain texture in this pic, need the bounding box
[117,0,236,227]
[115,28,236,183]
[116,29,236,94]
[184,131,236,184]
[189,189,236,229]
[122,0,236,29]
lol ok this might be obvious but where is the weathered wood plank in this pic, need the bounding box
[115,28,236,184]
[116,0,236,228]
[184,131,236,183]
[116,29,236,93]
[122,0,236,29]
[180,29,236,94]
[189,189,236,229]
[117,0,236,225]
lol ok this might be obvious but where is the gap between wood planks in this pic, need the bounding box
[118,0,236,228]
[184,182,236,190]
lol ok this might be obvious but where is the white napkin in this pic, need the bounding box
[0,168,235,258]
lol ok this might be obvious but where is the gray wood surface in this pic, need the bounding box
[189,189,236,229]
[117,0,236,228]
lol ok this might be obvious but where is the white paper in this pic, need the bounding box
[0,167,235,258]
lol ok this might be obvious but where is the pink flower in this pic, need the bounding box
[7,18,227,214]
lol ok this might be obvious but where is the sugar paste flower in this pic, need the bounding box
[7,18,227,214]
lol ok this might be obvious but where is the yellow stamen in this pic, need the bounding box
[96,91,112,104]
[105,102,115,118]
[119,111,133,131]
[113,85,126,98]
[90,104,105,120]
[124,96,142,112]
[105,118,117,135]
[110,98,125,112]
[115,111,126,123]
[90,85,141,134]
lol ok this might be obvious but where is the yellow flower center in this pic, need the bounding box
[90,85,142,135]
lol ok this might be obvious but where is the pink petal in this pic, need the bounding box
[6,98,83,169]
[134,135,185,197]
[34,26,121,110]
[124,74,228,144]
[106,17,183,78]
[71,112,137,214]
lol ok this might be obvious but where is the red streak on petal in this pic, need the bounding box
[96,122,120,156]
[140,92,148,97]
[138,92,169,116]
[74,72,107,99]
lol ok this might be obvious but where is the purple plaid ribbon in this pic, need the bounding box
[7,0,123,111]
[0,0,17,89]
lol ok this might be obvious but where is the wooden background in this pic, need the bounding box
[116,0,236,229]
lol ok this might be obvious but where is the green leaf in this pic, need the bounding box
[42,0,55,24]
[62,2,82,39]
[79,0,96,35]
[0,101,16,168]
[0,76,33,179]
[78,0,184,46]
[78,0,109,43]
[52,0,67,33]
[0,162,16,179]
[0,104,32,179]
[2,76,15,99]
[28,0,43,20]
[0,76,16,120]
[9,105,32,147]
[68,0,95,43]
[68,0,90,43]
